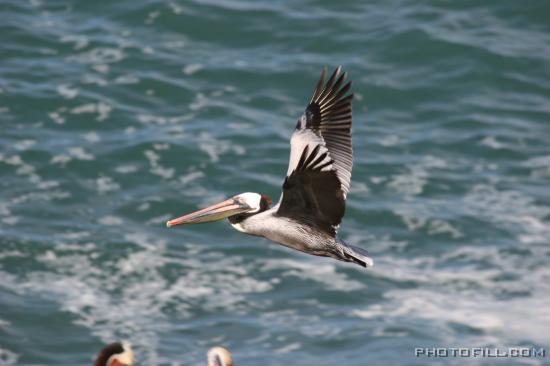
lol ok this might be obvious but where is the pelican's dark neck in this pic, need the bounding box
[228,211,256,224]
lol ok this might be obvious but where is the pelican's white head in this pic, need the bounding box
[207,346,234,366]
[233,192,263,213]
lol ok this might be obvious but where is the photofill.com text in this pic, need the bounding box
[415,347,546,358]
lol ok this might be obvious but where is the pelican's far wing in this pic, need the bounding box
[277,66,353,235]
[285,66,353,197]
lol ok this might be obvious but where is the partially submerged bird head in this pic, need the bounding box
[94,342,133,366]
[207,347,234,366]
[166,192,272,227]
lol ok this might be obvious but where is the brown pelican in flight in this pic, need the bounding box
[167,66,373,268]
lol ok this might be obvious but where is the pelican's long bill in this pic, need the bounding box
[166,198,251,227]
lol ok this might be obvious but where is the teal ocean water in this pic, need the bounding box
[1,1,550,365]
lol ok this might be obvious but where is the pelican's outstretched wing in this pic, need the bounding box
[276,66,353,235]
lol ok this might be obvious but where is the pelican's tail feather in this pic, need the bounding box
[336,240,374,268]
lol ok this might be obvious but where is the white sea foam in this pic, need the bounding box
[60,34,89,50]
[179,171,204,185]
[0,154,41,184]
[183,64,203,75]
[2,216,19,225]
[167,1,184,14]
[114,74,140,84]
[48,110,66,124]
[189,93,207,111]
[7,232,172,363]
[354,285,550,345]
[357,194,550,347]
[115,164,138,174]
[262,258,364,292]
[96,176,120,193]
[68,147,94,160]
[71,102,112,121]
[83,131,101,143]
[274,342,301,354]
[14,139,36,151]
[72,47,125,64]
[137,114,168,125]
[463,184,550,245]
[197,132,246,163]
[145,10,160,25]
[522,154,550,178]
[144,150,175,179]
[479,135,505,149]
[57,84,79,99]
[98,216,124,226]
[92,64,109,74]
[82,74,108,86]
[50,154,71,165]
[379,134,401,147]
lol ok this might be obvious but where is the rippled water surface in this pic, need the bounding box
[2,1,550,365]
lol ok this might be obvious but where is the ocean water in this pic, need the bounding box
[1,1,550,365]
